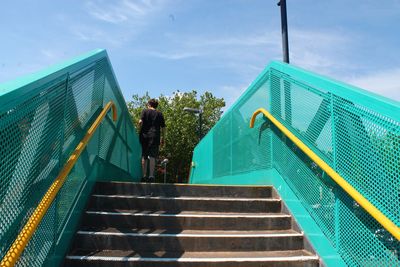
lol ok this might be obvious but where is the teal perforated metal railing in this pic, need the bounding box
[190,61,400,266]
[1,49,399,267]
[0,49,141,266]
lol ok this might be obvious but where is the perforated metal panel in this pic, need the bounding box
[210,72,272,178]
[191,61,400,266]
[0,50,141,266]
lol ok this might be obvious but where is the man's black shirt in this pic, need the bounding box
[140,108,165,140]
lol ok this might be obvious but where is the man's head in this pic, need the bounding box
[147,99,158,109]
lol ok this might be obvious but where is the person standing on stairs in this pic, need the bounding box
[139,98,166,182]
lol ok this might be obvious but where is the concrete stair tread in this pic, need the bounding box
[94,182,274,199]
[68,249,317,259]
[66,182,319,266]
[86,209,290,217]
[92,194,280,202]
[77,227,302,236]
[96,181,274,190]
[82,209,293,231]
[89,192,282,213]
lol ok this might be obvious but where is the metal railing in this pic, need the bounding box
[250,107,400,241]
[0,50,142,266]
[0,101,117,266]
[190,60,400,266]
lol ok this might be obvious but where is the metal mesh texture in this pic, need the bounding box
[0,51,141,266]
[212,72,272,178]
[191,62,400,266]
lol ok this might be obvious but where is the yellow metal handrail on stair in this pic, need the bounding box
[250,107,400,241]
[0,101,117,267]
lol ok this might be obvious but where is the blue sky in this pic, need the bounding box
[1,0,400,107]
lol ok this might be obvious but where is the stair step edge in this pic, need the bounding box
[85,211,290,218]
[65,255,318,262]
[91,194,281,201]
[76,230,303,238]
[96,181,274,189]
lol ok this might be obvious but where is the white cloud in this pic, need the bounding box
[70,25,125,47]
[346,69,400,102]
[182,33,279,48]
[289,29,355,76]
[85,0,165,24]
[146,51,201,60]
[156,28,353,77]
[71,26,104,42]
[72,0,169,47]
[178,28,351,69]
[40,49,57,60]
[218,84,249,110]
[291,29,349,47]
[147,31,279,78]
[142,29,356,103]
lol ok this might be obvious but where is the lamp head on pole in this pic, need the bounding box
[183,107,203,114]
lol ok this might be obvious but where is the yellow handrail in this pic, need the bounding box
[250,108,400,241]
[1,101,117,267]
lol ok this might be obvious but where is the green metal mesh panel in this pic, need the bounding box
[333,96,400,225]
[270,66,400,265]
[210,72,272,178]
[213,114,232,177]
[0,78,66,262]
[232,79,272,174]
[98,117,115,158]
[18,200,57,267]
[273,128,399,265]
[191,61,400,266]
[336,188,399,266]
[272,129,336,244]
[98,65,139,174]
[271,70,333,164]
[0,50,141,266]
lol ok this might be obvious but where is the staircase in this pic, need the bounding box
[64,182,319,266]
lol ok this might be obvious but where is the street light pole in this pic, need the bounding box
[161,158,168,183]
[183,107,203,140]
[278,0,290,63]
[198,112,203,139]
[277,0,292,125]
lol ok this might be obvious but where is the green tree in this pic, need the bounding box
[127,90,225,183]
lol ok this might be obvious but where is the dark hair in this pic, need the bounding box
[148,99,158,108]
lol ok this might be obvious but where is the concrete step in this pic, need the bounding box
[81,210,292,230]
[88,194,282,213]
[65,249,319,267]
[93,182,273,198]
[65,182,319,266]
[72,228,304,252]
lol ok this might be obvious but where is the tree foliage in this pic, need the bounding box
[127,90,225,183]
